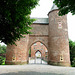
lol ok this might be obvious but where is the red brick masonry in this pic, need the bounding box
[5,9,70,66]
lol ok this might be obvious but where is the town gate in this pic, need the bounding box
[5,4,70,66]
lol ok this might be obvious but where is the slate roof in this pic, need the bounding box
[31,4,58,24]
[31,18,49,24]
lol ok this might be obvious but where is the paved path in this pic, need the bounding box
[0,64,75,75]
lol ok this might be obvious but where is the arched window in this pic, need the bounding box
[35,51,41,58]
[41,43,43,45]
[34,43,37,45]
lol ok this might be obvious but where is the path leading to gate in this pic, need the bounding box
[29,58,47,64]
[0,64,75,75]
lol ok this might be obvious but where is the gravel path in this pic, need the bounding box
[0,64,75,75]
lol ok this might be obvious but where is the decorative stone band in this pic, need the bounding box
[29,35,49,37]
[32,23,49,25]
[5,60,28,65]
[48,61,70,67]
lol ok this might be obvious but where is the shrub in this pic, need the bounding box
[69,40,75,67]
[0,45,6,65]
[0,56,5,65]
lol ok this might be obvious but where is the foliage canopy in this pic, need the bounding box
[54,0,75,15]
[69,40,75,67]
[0,45,6,65]
[0,0,39,45]
[0,45,6,54]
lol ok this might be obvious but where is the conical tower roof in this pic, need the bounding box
[51,3,58,11]
[48,3,58,15]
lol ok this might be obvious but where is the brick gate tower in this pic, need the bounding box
[48,4,70,66]
[5,4,70,66]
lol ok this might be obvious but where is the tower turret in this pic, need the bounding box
[48,4,70,66]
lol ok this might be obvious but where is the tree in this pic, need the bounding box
[69,40,75,67]
[0,45,6,54]
[54,0,75,15]
[0,45,6,65]
[0,0,39,45]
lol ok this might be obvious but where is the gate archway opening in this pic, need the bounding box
[28,41,48,64]
[35,50,41,58]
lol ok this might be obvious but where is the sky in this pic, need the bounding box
[30,0,75,42]
[0,0,75,46]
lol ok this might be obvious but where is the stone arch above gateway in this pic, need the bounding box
[28,40,48,51]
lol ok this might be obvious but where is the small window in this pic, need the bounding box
[60,55,64,61]
[58,21,62,29]
[45,50,48,52]
[34,47,36,50]
[34,43,37,45]
[41,43,43,45]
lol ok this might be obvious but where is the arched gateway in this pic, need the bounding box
[5,4,70,66]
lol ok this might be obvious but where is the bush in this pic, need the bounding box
[0,56,5,65]
[69,40,75,67]
[0,45,6,54]
[0,45,6,65]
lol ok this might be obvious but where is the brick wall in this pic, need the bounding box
[48,10,70,66]
[30,42,48,59]
[5,10,70,66]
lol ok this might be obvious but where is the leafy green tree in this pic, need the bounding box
[0,56,5,65]
[0,0,39,45]
[69,40,75,67]
[54,0,75,15]
[0,45,6,65]
[0,45,6,54]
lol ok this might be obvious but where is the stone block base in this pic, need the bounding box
[48,61,70,67]
[5,60,28,65]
